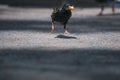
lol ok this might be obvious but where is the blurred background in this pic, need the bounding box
[0,0,99,8]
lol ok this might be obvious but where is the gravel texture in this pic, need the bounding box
[0,6,120,80]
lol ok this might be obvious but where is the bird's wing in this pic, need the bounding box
[52,8,60,13]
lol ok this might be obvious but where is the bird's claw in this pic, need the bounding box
[97,13,102,16]
[64,30,70,34]
[51,29,55,32]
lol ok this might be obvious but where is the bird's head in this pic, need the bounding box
[62,3,75,11]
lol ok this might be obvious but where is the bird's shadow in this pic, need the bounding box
[55,34,77,39]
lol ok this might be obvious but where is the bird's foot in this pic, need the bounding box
[112,12,115,15]
[97,13,102,16]
[64,30,70,34]
[51,29,55,32]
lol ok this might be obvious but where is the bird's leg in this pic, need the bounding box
[112,2,115,14]
[64,24,69,34]
[51,20,55,32]
[98,4,104,16]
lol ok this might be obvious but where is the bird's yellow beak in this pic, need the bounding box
[68,6,75,10]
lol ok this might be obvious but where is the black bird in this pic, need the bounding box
[95,0,115,16]
[51,3,74,34]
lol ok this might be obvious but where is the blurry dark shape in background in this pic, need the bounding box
[0,0,98,8]
[0,0,63,8]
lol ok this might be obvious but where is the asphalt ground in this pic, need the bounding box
[0,6,120,80]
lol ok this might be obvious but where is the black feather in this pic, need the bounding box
[51,3,72,25]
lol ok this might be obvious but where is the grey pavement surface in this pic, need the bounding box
[0,6,120,80]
